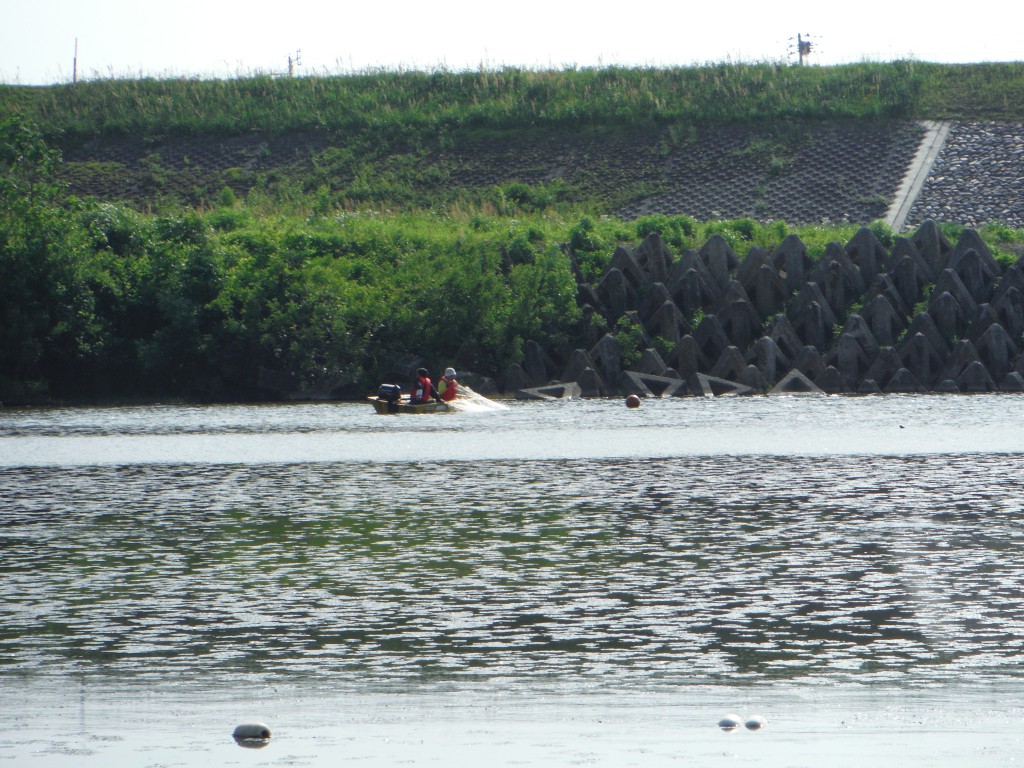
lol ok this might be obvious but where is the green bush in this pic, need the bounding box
[634,214,697,251]
[506,233,536,266]
[868,220,894,248]
[614,316,645,368]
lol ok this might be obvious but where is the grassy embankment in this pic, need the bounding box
[9,61,1024,137]
[2,62,1024,403]
[7,61,1024,225]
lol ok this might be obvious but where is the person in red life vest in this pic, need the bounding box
[409,367,434,404]
[437,367,458,402]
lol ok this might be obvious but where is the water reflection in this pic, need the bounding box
[3,450,1024,690]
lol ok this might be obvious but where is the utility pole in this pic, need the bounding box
[287,49,302,77]
[797,33,813,65]
[73,38,78,84]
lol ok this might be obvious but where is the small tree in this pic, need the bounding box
[0,118,98,402]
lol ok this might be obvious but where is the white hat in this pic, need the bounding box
[445,367,457,378]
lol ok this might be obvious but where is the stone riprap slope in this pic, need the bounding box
[905,121,1024,229]
[435,122,924,225]
[60,131,338,205]
[615,122,925,224]
[57,120,1023,231]
[507,221,1024,398]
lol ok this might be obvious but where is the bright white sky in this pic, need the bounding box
[2,0,1022,85]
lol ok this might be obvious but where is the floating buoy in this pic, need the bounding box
[718,713,743,730]
[745,715,767,731]
[625,394,641,408]
[233,722,271,747]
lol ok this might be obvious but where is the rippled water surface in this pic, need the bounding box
[2,395,1024,766]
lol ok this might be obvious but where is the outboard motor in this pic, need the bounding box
[377,383,402,413]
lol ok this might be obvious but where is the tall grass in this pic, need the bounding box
[4,62,1022,146]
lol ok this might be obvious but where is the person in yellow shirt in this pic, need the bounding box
[436,367,458,402]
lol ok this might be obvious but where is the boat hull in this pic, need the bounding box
[369,397,450,415]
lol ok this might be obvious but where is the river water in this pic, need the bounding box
[2,394,1024,766]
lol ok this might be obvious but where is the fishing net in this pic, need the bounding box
[447,385,509,412]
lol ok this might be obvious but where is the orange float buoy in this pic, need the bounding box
[625,394,641,408]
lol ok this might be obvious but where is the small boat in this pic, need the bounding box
[370,382,452,414]
[368,396,450,415]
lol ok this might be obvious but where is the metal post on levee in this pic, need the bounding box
[73,38,78,84]
[797,33,813,65]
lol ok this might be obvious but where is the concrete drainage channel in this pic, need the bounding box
[886,120,953,232]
